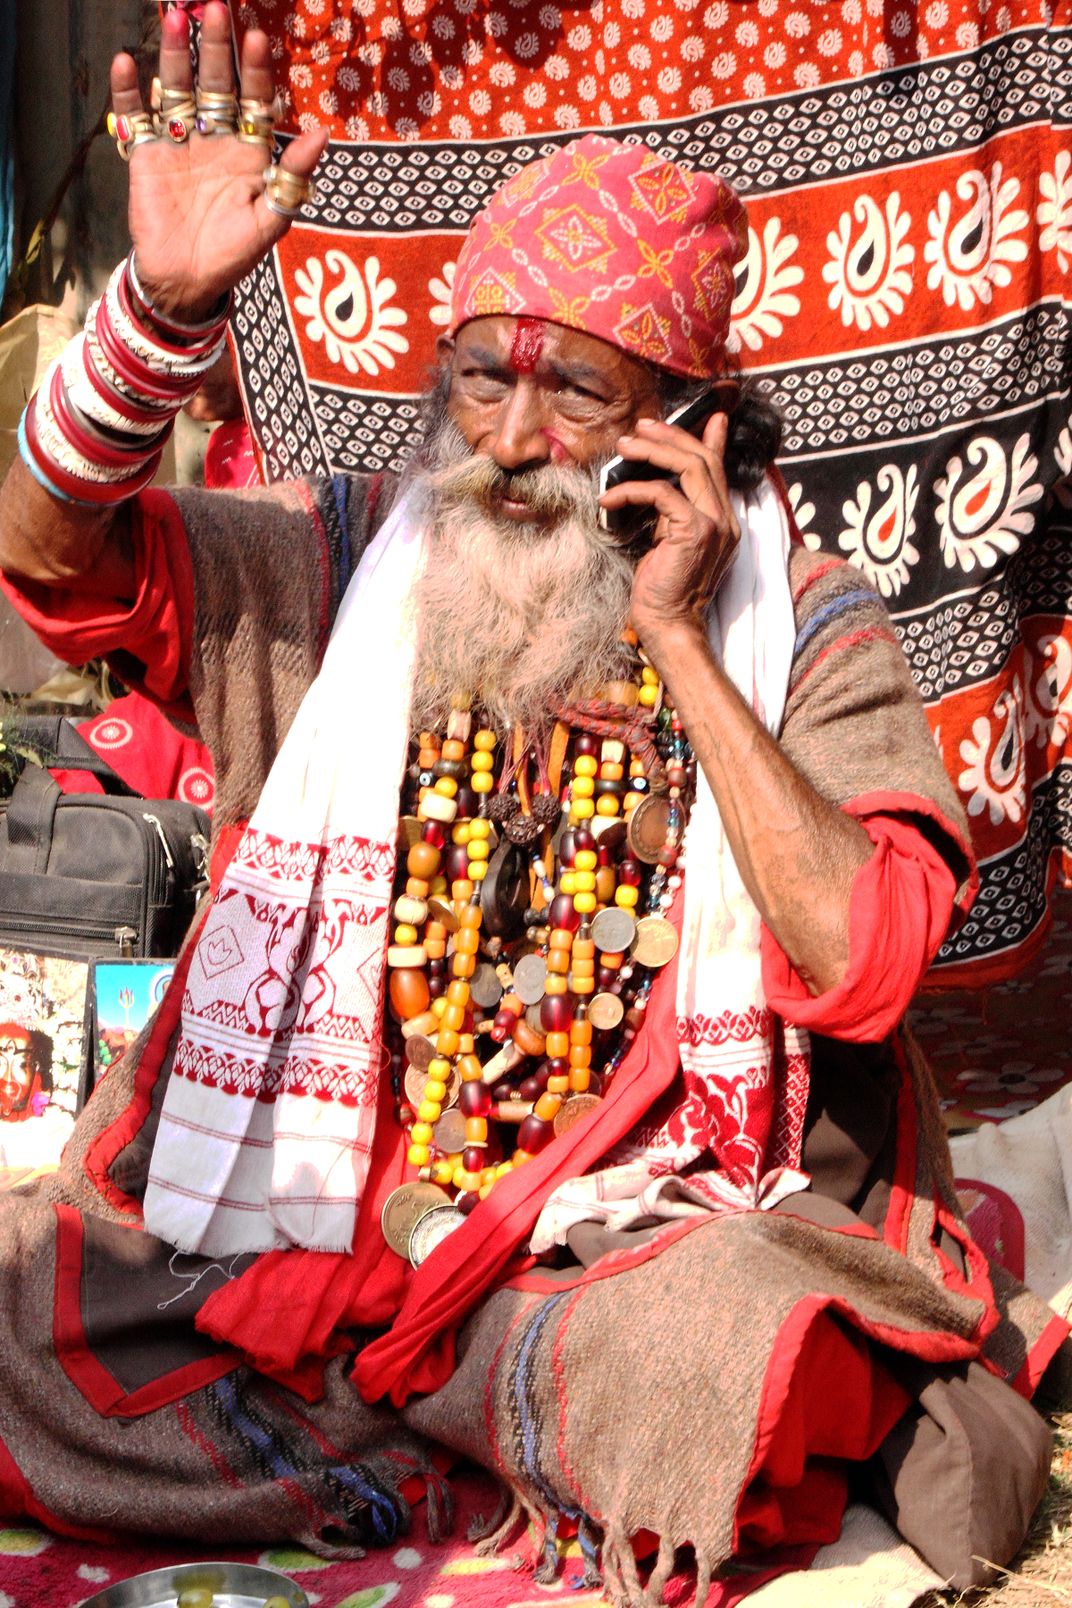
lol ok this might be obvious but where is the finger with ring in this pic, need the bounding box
[238,98,276,146]
[151,78,201,118]
[263,163,314,218]
[195,88,240,136]
[156,101,198,142]
[107,110,156,161]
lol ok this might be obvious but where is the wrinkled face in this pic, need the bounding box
[442,315,662,524]
[0,1026,35,1118]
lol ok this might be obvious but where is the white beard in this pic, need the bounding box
[406,422,637,736]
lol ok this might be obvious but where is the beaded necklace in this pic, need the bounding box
[380,646,695,1265]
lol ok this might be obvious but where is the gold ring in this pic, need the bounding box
[263,163,313,218]
[154,99,198,143]
[195,88,240,135]
[238,99,276,147]
[107,110,156,162]
[151,78,200,117]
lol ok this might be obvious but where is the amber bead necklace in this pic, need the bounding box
[381,654,695,1259]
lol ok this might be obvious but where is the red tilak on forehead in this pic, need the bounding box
[509,318,545,373]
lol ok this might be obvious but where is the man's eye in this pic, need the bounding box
[460,370,508,397]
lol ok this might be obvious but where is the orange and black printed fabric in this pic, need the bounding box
[215,0,1072,985]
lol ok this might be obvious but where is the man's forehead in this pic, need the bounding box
[453,316,654,389]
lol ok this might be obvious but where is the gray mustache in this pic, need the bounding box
[430,452,602,522]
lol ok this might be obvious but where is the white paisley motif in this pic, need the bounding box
[728,217,803,353]
[1038,150,1072,274]
[935,433,1043,573]
[958,684,1027,827]
[837,462,919,598]
[786,481,822,551]
[1024,631,1072,750]
[428,259,456,327]
[1055,423,1072,510]
[923,164,1029,311]
[822,191,914,331]
[292,250,409,376]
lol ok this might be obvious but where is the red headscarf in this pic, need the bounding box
[449,133,747,378]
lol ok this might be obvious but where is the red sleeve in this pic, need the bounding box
[0,488,196,725]
[761,808,959,1043]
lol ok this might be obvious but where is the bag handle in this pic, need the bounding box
[7,716,140,798]
[3,762,63,875]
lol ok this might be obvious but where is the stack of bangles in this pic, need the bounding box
[19,253,230,508]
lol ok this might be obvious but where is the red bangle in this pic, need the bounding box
[116,261,226,363]
[81,336,175,427]
[49,363,169,469]
[23,396,164,505]
[126,253,231,344]
[95,298,192,402]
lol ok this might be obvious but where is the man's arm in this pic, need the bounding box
[0,3,324,598]
[638,620,871,995]
[0,459,135,595]
[602,410,874,997]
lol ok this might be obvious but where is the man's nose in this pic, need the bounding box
[487,386,551,470]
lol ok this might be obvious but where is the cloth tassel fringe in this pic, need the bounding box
[643,1535,678,1606]
[420,1464,455,1545]
[601,1525,645,1608]
[469,1486,524,1554]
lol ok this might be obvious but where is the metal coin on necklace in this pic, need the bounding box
[408,1203,466,1267]
[631,914,679,968]
[381,1181,451,1259]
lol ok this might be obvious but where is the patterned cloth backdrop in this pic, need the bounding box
[216,0,1071,986]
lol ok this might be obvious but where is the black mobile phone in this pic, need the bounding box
[597,380,739,538]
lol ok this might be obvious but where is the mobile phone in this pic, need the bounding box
[597,380,739,537]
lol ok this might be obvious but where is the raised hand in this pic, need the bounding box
[599,410,741,649]
[109,0,327,322]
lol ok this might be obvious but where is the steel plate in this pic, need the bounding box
[77,1561,308,1608]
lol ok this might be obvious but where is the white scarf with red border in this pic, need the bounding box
[144,478,810,1257]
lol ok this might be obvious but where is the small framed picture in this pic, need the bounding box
[0,945,93,1177]
[94,959,177,1086]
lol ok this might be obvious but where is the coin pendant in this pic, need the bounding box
[590,906,636,955]
[408,1203,466,1267]
[587,991,625,1031]
[469,961,504,1010]
[433,1107,468,1155]
[480,840,530,940]
[631,914,679,968]
[553,1093,602,1139]
[404,1034,436,1073]
[380,1181,451,1259]
[626,794,672,864]
[512,952,548,1005]
[404,1060,460,1109]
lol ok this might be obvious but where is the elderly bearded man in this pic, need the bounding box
[0,7,1063,1602]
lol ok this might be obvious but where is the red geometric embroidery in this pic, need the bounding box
[676,1007,774,1047]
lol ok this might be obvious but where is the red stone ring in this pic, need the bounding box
[106,110,156,162]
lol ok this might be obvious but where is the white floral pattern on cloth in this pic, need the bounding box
[292,250,409,376]
[822,191,914,332]
[957,683,1027,828]
[923,163,1029,312]
[837,462,920,598]
[729,215,804,354]
[249,0,1033,143]
[1038,149,1072,275]
[935,432,1043,574]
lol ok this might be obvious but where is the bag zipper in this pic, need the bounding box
[0,912,141,955]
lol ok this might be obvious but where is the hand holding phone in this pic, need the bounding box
[597,380,739,538]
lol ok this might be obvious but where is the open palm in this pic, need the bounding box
[111,1,326,322]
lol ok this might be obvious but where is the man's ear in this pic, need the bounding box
[435,335,455,371]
